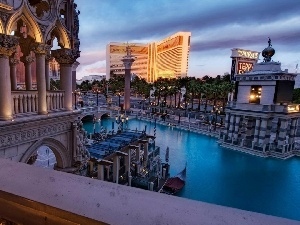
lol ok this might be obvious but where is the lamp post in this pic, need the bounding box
[212,106,221,131]
[115,114,128,132]
[96,90,100,106]
[118,92,121,107]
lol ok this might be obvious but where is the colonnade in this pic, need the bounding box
[222,113,298,153]
[0,34,78,120]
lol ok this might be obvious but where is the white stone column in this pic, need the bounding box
[21,55,35,91]
[97,164,105,181]
[113,155,120,184]
[124,148,131,175]
[33,43,50,115]
[45,54,51,91]
[0,34,18,120]
[9,53,19,91]
[52,49,79,111]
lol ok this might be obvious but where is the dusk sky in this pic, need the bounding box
[75,0,300,79]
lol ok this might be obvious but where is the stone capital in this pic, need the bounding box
[45,52,52,62]
[32,43,51,55]
[0,34,19,57]
[20,55,35,64]
[9,53,19,65]
[51,48,80,65]
[9,57,19,66]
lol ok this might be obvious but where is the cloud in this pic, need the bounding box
[75,0,300,79]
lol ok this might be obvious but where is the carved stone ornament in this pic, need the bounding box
[0,121,69,148]
[51,48,80,65]
[0,11,9,23]
[38,23,48,35]
[32,43,50,55]
[9,57,19,66]
[28,0,51,20]
[0,34,19,57]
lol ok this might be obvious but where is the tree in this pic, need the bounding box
[293,88,300,103]
[50,78,60,90]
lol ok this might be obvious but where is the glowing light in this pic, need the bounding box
[250,95,255,99]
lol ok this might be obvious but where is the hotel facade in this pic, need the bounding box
[106,32,191,82]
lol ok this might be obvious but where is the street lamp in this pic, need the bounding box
[73,89,80,109]
[96,89,101,106]
[118,92,121,107]
[115,114,128,132]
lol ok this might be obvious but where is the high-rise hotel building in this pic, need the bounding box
[106,32,191,82]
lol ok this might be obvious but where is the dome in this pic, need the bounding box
[262,46,275,62]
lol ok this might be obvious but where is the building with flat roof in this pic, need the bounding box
[106,32,191,82]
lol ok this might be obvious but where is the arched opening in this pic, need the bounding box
[20,138,71,169]
[28,146,56,169]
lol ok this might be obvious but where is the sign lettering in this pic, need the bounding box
[237,62,253,74]
[237,50,259,59]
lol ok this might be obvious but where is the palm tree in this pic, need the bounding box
[218,82,235,110]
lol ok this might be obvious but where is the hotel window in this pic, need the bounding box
[249,85,262,104]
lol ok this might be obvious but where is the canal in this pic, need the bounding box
[83,117,300,221]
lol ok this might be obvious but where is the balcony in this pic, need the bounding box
[12,91,65,116]
[0,158,297,225]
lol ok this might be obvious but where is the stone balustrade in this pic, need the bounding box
[46,91,65,111]
[12,91,38,114]
[12,91,65,115]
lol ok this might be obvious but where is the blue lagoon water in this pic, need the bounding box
[84,118,300,221]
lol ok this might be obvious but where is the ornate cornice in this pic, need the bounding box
[51,48,80,65]
[0,34,19,57]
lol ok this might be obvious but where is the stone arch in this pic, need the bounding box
[0,20,4,34]
[6,7,43,42]
[20,137,71,169]
[45,21,71,49]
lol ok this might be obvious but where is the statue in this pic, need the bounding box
[268,37,272,47]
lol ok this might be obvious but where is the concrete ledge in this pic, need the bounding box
[0,159,299,225]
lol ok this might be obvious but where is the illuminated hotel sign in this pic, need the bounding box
[110,45,148,55]
[237,50,259,59]
[230,48,260,80]
[237,61,254,74]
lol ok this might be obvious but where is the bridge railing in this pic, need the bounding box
[12,91,65,115]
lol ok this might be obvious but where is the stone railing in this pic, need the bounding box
[0,158,297,225]
[46,91,64,111]
[12,91,65,115]
[12,91,38,114]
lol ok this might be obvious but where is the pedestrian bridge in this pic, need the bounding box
[80,105,122,120]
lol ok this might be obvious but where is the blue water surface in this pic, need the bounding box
[83,118,300,221]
